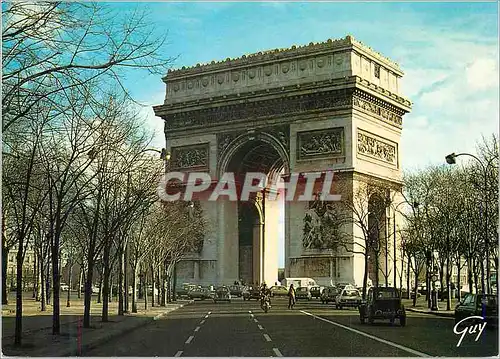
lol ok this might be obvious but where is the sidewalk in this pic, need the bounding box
[2,294,191,356]
[402,298,455,318]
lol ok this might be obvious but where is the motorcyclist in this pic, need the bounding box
[260,283,271,308]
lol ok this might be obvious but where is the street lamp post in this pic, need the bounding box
[445,152,496,294]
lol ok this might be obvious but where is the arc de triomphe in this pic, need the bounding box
[154,35,411,288]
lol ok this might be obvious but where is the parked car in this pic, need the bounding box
[60,283,69,291]
[310,286,324,299]
[321,286,338,304]
[455,293,498,328]
[229,285,242,297]
[176,284,195,298]
[242,286,261,300]
[187,287,211,300]
[359,287,406,326]
[214,286,232,303]
[295,287,312,301]
[335,287,362,309]
[270,285,288,297]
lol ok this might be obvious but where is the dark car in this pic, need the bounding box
[321,286,338,304]
[214,286,231,303]
[359,287,406,326]
[243,286,260,301]
[455,294,498,328]
[295,287,312,301]
[229,285,242,297]
[187,287,211,300]
[310,286,323,299]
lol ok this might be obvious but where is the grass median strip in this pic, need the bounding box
[300,310,430,357]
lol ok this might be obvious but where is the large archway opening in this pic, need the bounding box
[224,136,287,286]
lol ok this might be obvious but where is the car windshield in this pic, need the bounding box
[297,287,308,292]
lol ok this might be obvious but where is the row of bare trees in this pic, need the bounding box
[401,135,499,310]
[308,135,497,305]
[2,2,206,347]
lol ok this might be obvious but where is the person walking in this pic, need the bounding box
[288,284,296,309]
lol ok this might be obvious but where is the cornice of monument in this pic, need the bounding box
[154,75,411,116]
[163,35,402,80]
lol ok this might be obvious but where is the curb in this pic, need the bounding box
[407,308,454,318]
[59,301,192,356]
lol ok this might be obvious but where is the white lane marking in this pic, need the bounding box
[263,334,272,342]
[174,351,183,357]
[200,320,205,325]
[194,326,200,332]
[204,314,209,318]
[248,310,252,313]
[258,324,264,330]
[300,310,430,357]
[185,336,194,344]
[273,348,283,357]
[254,318,258,323]
[208,311,212,315]
[250,313,254,318]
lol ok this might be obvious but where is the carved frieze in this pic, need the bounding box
[171,144,209,170]
[353,97,402,126]
[297,128,344,160]
[357,130,397,165]
[165,89,354,130]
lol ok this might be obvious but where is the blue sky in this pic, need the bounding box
[117,1,499,267]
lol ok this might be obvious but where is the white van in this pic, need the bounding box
[283,277,317,289]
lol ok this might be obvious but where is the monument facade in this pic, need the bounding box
[154,35,411,287]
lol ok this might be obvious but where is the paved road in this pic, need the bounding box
[85,297,498,357]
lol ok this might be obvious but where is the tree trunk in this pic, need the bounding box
[32,253,37,299]
[144,272,148,310]
[456,257,462,302]
[480,257,485,293]
[97,264,104,304]
[446,253,451,311]
[51,240,61,335]
[101,263,111,322]
[35,252,41,301]
[78,267,83,299]
[132,264,138,313]
[439,264,445,302]
[406,255,411,299]
[362,254,368,300]
[2,245,9,305]
[83,257,95,328]
[46,262,51,305]
[150,264,155,307]
[109,274,113,303]
[124,244,129,313]
[40,257,46,312]
[67,262,72,307]
[473,259,479,294]
[14,239,24,346]
[412,275,419,307]
[118,249,124,316]
[374,251,380,287]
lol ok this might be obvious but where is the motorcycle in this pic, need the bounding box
[261,294,271,313]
